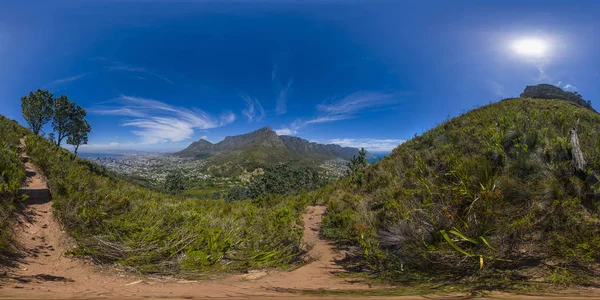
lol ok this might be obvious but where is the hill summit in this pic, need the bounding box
[520,83,594,110]
[316,96,600,284]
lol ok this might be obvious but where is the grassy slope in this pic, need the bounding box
[22,130,309,275]
[316,98,600,285]
[0,116,26,262]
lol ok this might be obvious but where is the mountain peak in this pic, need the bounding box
[256,126,273,132]
[175,127,363,164]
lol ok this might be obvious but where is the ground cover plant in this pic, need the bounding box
[0,116,26,262]
[317,98,600,285]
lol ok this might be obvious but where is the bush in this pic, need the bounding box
[227,164,326,201]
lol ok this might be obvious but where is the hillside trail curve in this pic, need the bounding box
[2,138,600,299]
[0,138,386,299]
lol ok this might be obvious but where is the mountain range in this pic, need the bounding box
[175,126,364,174]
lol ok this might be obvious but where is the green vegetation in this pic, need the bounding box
[347,148,368,175]
[163,172,185,195]
[0,116,26,261]
[317,98,600,285]
[20,89,54,135]
[21,89,91,155]
[23,132,309,274]
[226,165,325,201]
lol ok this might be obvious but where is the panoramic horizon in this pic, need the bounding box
[2,0,599,154]
[6,1,600,298]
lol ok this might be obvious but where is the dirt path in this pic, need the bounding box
[1,141,376,299]
[3,139,600,299]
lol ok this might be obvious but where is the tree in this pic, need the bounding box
[21,89,54,135]
[66,117,91,158]
[52,95,76,147]
[164,173,185,195]
[347,148,368,175]
[47,132,56,145]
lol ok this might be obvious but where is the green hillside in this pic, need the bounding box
[316,98,600,285]
[0,116,27,262]
[4,120,310,274]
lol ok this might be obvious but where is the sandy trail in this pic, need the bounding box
[3,138,600,299]
[1,138,375,298]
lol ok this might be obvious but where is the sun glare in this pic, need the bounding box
[511,38,549,57]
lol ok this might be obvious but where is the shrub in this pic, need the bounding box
[0,116,26,262]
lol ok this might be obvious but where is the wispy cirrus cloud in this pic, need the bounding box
[314,138,406,152]
[106,63,174,84]
[275,79,292,115]
[275,90,404,135]
[49,73,90,86]
[272,65,293,115]
[91,95,234,144]
[241,94,265,122]
[306,91,400,124]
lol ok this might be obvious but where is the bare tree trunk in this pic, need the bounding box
[570,128,586,173]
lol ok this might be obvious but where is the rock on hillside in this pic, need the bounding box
[520,83,594,110]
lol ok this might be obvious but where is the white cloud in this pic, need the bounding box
[50,73,90,86]
[275,119,303,136]
[275,79,293,115]
[563,84,577,91]
[106,63,173,84]
[241,94,265,122]
[275,128,296,135]
[315,138,406,152]
[305,115,352,124]
[91,95,235,144]
[308,91,400,124]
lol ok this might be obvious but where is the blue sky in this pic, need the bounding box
[1,0,600,153]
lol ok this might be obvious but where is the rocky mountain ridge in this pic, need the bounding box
[174,126,364,174]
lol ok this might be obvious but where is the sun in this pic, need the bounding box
[511,38,549,57]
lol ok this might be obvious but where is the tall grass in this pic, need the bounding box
[0,116,26,262]
[318,99,600,284]
[25,133,309,274]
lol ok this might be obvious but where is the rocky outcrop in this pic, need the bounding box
[520,84,594,110]
[279,135,363,160]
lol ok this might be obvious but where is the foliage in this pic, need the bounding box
[163,172,185,195]
[20,89,54,135]
[226,164,325,201]
[316,98,600,285]
[51,95,77,147]
[66,116,91,158]
[347,148,368,175]
[23,132,308,274]
[0,116,26,262]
